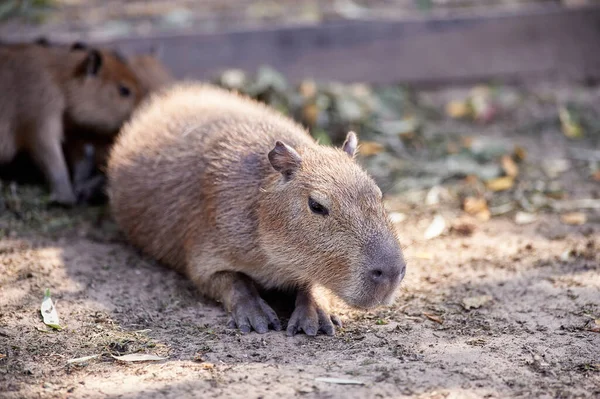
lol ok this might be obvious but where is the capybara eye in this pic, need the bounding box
[308,197,328,216]
[118,84,131,97]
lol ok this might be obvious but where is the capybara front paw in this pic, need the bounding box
[286,304,342,337]
[226,297,281,334]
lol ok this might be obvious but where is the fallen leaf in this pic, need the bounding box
[445,100,470,119]
[415,252,433,260]
[389,212,407,224]
[593,170,600,182]
[358,141,385,156]
[542,159,571,179]
[425,186,443,206]
[486,176,514,192]
[0,354,6,359]
[424,215,446,240]
[67,355,100,364]
[560,212,587,225]
[111,354,167,362]
[201,363,215,370]
[514,212,538,225]
[560,250,572,261]
[299,79,317,98]
[462,295,493,310]
[514,146,527,161]
[463,197,490,221]
[315,377,365,385]
[422,312,443,324]
[40,289,62,330]
[559,106,584,139]
[501,155,519,177]
[302,103,319,125]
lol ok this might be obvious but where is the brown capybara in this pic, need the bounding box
[107,83,406,336]
[63,45,175,203]
[0,42,144,205]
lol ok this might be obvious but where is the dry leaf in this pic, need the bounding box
[415,252,433,260]
[422,312,443,324]
[501,155,519,178]
[445,100,470,119]
[111,354,167,362]
[40,289,62,330]
[462,295,493,310]
[514,212,538,225]
[463,197,487,214]
[315,377,365,385]
[424,215,446,240]
[486,176,514,192]
[592,170,600,182]
[514,146,527,161]
[359,141,385,156]
[389,212,407,224]
[302,103,319,125]
[299,80,317,98]
[560,212,587,225]
[559,106,584,139]
[201,363,216,370]
[463,197,491,220]
[0,354,6,359]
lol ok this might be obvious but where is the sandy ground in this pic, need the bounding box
[0,196,598,398]
[1,80,600,398]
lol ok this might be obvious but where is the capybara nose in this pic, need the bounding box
[368,260,404,285]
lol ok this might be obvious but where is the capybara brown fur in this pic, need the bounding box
[0,42,143,205]
[107,83,406,336]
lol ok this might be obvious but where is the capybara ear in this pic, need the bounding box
[342,131,358,158]
[268,141,302,180]
[77,49,103,76]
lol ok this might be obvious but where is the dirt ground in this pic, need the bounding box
[1,82,600,398]
[0,198,599,398]
[1,1,599,397]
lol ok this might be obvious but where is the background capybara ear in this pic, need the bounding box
[77,49,103,76]
[268,141,302,180]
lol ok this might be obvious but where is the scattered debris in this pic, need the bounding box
[67,355,100,365]
[315,377,365,385]
[422,312,444,325]
[389,212,407,224]
[111,354,167,362]
[486,176,514,192]
[559,106,584,139]
[358,141,385,156]
[463,197,491,221]
[424,214,446,240]
[560,212,587,226]
[40,289,62,330]
[462,295,493,310]
[515,212,538,225]
[501,155,519,178]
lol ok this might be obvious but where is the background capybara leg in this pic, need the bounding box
[29,118,76,206]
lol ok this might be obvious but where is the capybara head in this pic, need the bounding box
[129,50,174,94]
[259,131,406,309]
[64,47,143,134]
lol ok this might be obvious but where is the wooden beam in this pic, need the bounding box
[49,5,600,85]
